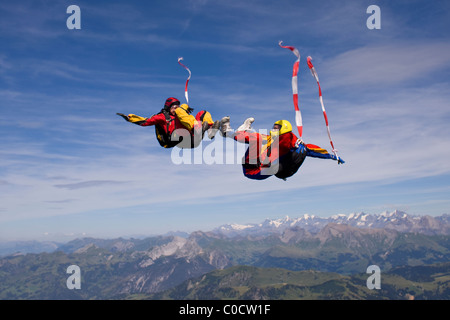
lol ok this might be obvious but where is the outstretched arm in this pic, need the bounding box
[116,113,166,127]
[306,144,345,164]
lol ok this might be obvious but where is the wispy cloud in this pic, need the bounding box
[54,180,129,190]
[323,41,450,88]
[1,0,450,240]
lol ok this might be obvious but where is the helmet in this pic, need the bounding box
[270,120,292,136]
[164,97,180,110]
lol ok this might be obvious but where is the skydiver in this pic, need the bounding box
[117,97,221,149]
[220,116,343,180]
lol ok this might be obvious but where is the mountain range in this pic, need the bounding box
[150,263,450,300]
[214,210,450,237]
[0,211,449,299]
[1,210,448,258]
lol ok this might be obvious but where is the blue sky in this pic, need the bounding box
[1,0,450,241]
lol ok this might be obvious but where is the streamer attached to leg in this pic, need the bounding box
[278,41,302,140]
[306,56,341,163]
[178,57,191,104]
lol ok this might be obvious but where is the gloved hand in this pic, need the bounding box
[116,113,130,122]
[294,139,303,148]
[117,113,147,125]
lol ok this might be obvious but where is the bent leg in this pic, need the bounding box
[195,110,214,126]
[175,107,197,131]
[197,110,221,139]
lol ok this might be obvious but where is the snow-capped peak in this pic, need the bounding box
[213,211,448,237]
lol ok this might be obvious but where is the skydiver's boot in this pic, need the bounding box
[201,121,210,138]
[208,120,221,139]
[236,117,255,132]
[220,116,233,137]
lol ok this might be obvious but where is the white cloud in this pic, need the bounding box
[2,48,450,224]
[323,41,450,88]
[2,0,450,239]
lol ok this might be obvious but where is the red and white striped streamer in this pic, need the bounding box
[307,56,339,159]
[279,41,302,140]
[178,57,191,104]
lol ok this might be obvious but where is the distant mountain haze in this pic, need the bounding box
[0,211,448,299]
